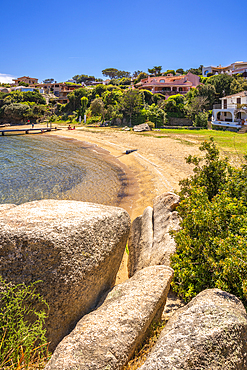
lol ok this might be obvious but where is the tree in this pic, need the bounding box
[197,84,216,109]
[79,96,88,118]
[90,97,106,122]
[65,88,88,111]
[117,70,131,78]
[120,90,143,126]
[18,81,29,87]
[134,72,149,84]
[164,70,176,76]
[3,91,46,105]
[102,68,119,79]
[91,84,107,99]
[43,78,55,83]
[179,138,229,201]
[102,89,123,106]
[119,77,131,85]
[3,103,32,122]
[176,68,185,75]
[187,65,203,75]
[141,103,166,127]
[230,77,247,94]
[186,96,209,121]
[148,66,162,76]
[101,68,131,79]
[141,89,154,105]
[26,104,46,122]
[132,70,143,78]
[164,94,186,117]
[72,75,95,84]
[206,74,234,101]
[193,111,208,128]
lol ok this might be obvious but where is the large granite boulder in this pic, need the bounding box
[0,200,130,350]
[139,289,247,369]
[133,123,151,132]
[45,265,174,370]
[150,192,180,266]
[128,206,153,277]
[128,192,180,277]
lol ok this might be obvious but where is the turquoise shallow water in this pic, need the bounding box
[0,134,127,206]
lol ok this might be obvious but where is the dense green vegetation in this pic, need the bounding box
[0,90,48,123]
[171,138,247,307]
[58,69,247,128]
[1,64,247,126]
[0,277,49,369]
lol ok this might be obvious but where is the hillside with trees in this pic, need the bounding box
[1,64,247,126]
[54,65,247,128]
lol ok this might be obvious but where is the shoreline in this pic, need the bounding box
[2,125,201,283]
[49,127,201,283]
[49,126,200,219]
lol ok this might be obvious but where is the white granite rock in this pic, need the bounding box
[45,265,174,370]
[139,289,247,370]
[0,199,130,350]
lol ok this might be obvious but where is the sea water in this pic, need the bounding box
[0,134,127,206]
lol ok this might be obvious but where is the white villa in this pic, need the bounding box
[212,91,247,130]
[202,61,247,78]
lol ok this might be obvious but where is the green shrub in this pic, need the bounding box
[193,111,208,128]
[86,115,101,124]
[0,277,49,369]
[171,138,247,307]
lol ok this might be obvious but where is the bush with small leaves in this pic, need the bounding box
[171,138,247,307]
[0,277,49,369]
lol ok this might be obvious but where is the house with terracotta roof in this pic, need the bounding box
[212,91,247,130]
[136,72,200,98]
[13,76,39,85]
[34,82,83,104]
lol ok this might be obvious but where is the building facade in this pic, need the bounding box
[212,91,247,129]
[202,62,247,78]
[13,76,39,85]
[137,72,200,98]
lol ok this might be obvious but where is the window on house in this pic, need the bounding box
[237,98,241,105]
[160,79,165,83]
[223,99,227,109]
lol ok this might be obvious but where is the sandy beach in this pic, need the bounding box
[4,125,201,282]
[49,126,202,282]
[50,127,201,219]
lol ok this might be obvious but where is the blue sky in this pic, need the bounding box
[1,0,247,83]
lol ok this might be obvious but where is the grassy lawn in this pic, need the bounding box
[54,122,247,159]
[134,129,247,157]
